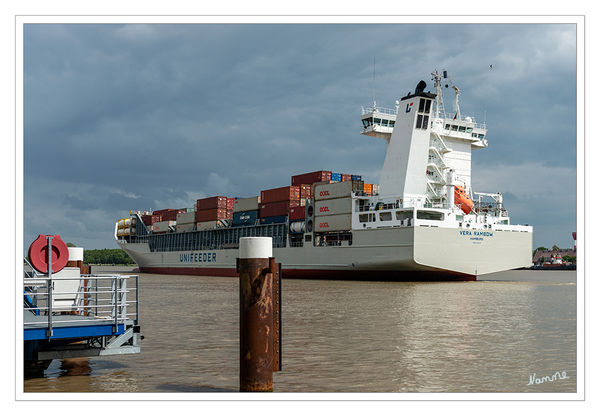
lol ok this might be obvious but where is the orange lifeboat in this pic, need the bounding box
[454,185,473,214]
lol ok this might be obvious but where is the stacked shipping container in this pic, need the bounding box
[153,220,176,234]
[196,196,229,229]
[313,181,357,232]
[176,211,196,233]
[291,170,332,186]
[232,196,261,227]
[138,168,377,235]
[259,186,300,224]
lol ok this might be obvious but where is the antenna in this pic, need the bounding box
[372,56,376,109]
[452,85,461,120]
[431,69,446,119]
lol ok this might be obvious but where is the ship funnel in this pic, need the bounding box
[415,80,427,94]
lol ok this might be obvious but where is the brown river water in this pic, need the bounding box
[23,268,577,393]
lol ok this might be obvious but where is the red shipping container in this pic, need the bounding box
[196,196,228,211]
[341,174,352,182]
[289,206,306,221]
[226,198,234,211]
[260,200,300,217]
[153,209,170,215]
[291,170,332,186]
[141,215,153,226]
[261,186,300,204]
[161,209,186,221]
[196,208,228,222]
[299,184,311,199]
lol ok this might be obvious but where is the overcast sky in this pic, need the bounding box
[23,23,576,250]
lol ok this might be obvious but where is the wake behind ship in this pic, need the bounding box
[115,70,533,280]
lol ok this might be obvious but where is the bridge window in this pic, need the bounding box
[362,118,373,128]
[374,118,381,125]
[466,127,473,133]
[451,125,458,131]
[379,212,392,221]
[359,213,376,223]
[445,124,451,130]
[418,98,432,114]
[389,120,395,127]
[416,114,429,129]
[381,119,389,127]
[395,211,413,221]
[458,126,466,132]
[417,211,444,220]
[478,133,485,139]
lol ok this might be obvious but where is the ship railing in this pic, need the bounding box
[23,257,41,280]
[437,113,487,130]
[23,273,139,336]
[361,105,398,116]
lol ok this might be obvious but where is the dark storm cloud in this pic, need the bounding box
[24,23,576,249]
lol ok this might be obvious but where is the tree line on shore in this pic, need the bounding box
[65,243,136,265]
[84,248,136,265]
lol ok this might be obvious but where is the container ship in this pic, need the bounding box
[115,70,533,280]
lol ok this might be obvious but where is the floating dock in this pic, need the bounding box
[24,258,141,363]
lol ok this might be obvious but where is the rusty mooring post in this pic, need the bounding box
[236,237,281,392]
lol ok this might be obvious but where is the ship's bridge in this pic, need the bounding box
[360,103,397,140]
[433,114,488,149]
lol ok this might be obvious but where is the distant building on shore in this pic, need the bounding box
[532,232,576,267]
[532,248,575,265]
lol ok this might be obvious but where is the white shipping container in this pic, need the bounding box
[315,197,353,216]
[233,196,261,213]
[314,181,353,201]
[176,211,196,224]
[314,214,352,232]
[196,220,226,230]
[176,223,195,233]
[153,220,176,233]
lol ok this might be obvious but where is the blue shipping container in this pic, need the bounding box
[351,175,362,181]
[233,210,259,226]
[331,173,342,181]
[260,215,288,225]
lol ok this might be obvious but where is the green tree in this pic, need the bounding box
[83,249,136,265]
[552,244,560,251]
[66,242,76,247]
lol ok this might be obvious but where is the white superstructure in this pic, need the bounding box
[359,70,508,228]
